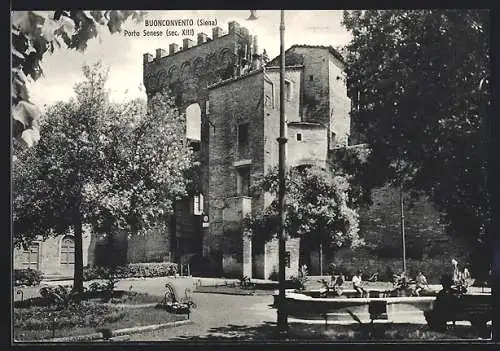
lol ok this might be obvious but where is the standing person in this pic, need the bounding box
[451,259,460,284]
[352,270,367,297]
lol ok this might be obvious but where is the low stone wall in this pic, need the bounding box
[282,291,435,322]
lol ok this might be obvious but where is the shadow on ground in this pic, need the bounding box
[170,322,491,341]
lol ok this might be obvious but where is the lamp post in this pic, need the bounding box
[247,10,288,332]
[400,183,407,276]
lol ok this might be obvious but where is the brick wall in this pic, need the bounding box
[242,233,252,277]
[282,47,330,127]
[264,68,302,123]
[127,222,171,263]
[287,123,328,168]
[263,69,302,208]
[328,57,351,146]
[222,254,243,278]
[143,23,257,261]
[144,30,251,98]
[274,46,351,149]
[207,71,264,260]
[264,238,300,280]
[358,184,468,259]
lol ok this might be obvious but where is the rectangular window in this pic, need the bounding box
[285,251,291,268]
[265,94,272,107]
[205,100,210,114]
[237,166,251,196]
[60,238,75,265]
[22,243,39,270]
[238,123,249,157]
[309,75,314,81]
[296,133,302,141]
[285,80,292,101]
[193,193,204,215]
[264,80,275,108]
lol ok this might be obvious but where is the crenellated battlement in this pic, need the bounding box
[143,20,259,65]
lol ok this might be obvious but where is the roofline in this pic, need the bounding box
[288,121,328,129]
[289,45,345,64]
[143,31,243,66]
[208,69,264,90]
[269,45,346,66]
[265,65,304,71]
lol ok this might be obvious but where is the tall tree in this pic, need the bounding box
[244,166,362,252]
[342,10,491,276]
[11,10,145,147]
[13,63,195,293]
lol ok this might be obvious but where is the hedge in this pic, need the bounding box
[14,269,44,286]
[83,262,178,281]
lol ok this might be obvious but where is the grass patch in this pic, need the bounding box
[14,291,185,341]
[14,304,187,341]
[94,291,162,305]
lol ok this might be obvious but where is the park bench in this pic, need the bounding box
[424,292,491,332]
[156,282,196,315]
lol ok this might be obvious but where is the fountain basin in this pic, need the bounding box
[273,290,436,323]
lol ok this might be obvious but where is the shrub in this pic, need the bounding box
[14,269,44,286]
[268,270,278,281]
[83,262,178,281]
[239,275,253,289]
[290,265,309,291]
[39,285,73,307]
[14,302,125,330]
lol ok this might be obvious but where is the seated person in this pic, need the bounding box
[415,271,429,296]
[332,272,345,296]
[352,270,368,297]
[462,263,474,287]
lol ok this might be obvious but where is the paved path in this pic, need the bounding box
[113,277,278,341]
[128,293,276,341]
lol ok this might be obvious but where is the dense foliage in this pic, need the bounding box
[12,63,194,293]
[342,10,491,276]
[244,166,362,250]
[83,262,178,281]
[13,268,44,286]
[11,10,145,147]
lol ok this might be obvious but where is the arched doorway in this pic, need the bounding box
[185,103,201,142]
[60,235,75,276]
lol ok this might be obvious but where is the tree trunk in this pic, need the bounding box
[170,201,178,262]
[73,213,84,294]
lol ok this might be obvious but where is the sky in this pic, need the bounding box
[27,10,352,109]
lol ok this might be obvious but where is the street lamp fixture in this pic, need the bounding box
[247,10,258,21]
[247,10,288,333]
